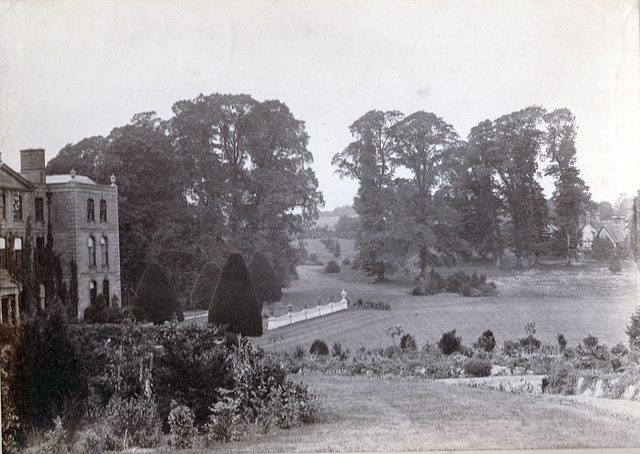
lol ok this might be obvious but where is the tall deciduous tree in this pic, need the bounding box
[488,106,549,267]
[457,120,506,267]
[209,253,262,337]
[390,111,464,273]
[543,108,591,262]
[170,94,322,286]
[332,110,406,281]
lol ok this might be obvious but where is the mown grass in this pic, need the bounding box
[254,257,639,353]
[170,372,640,452]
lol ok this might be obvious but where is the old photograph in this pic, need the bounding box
[1,0,639,452]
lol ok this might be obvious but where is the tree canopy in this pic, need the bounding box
[45,93,323,304]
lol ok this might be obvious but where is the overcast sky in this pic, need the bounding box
[1,0,639,210]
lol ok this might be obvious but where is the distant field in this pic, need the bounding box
[252,245,639,353]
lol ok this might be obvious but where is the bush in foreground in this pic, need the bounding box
[310,339,329,356]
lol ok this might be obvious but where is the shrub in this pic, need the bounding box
[154,323,233,429]
[413,269,445,295]
[309,339,329,356]
[350,299,390,311]
[36,416,69,454]
[542,363,578,395]
[135,262,184,325]
[206,400,242,443]
[626,306,640,350]
[342,257,351,266]
[293,344,306,359]
[168,401,197,449]
[464,358,492,377]
[101,396,162,449]
[249,252,283,306]
[1,326,22,453]
[209,253,263,337]
[308,253,321,265]
[191,262,222,310]
[333,241,341,258]
[474,330,496,353]
[444,270,468,293]
[438,330,462,355]
[557,332,568,351]
[83,293,109,323]
[400,334,417,352]
[609,254,622,274]
[325,260,341,273]
[519,335,541,353]
[332,341,343,357]
[21,310,84,430]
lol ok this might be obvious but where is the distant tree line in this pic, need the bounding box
[333,107,593,280]
[46,93,324,303]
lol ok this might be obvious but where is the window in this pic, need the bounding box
[88,236,96,267]
[0,237,5,268]
[100,199,107,222]
[1,192,5,219]
[87,198,95,222]
[103,279,110,306]
[100,236,109,266]
[14,237,22,264]
[13,195,22,220]
[89,280,97,305]
[35,197,44,222]
[36,237,45,264]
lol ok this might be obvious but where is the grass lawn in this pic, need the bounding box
[171,372,640,452]
[252,256,639,353]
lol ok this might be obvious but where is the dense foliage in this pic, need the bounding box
[334,106,593,273]
[135,262,184,325]
[248,251,282,305]
[209,253,263,337]
[45,94,323,302]
[190,262,222,310]
[13,319,320,452]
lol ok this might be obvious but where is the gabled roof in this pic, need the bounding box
[595,225,628,246]
[0,162,35,191]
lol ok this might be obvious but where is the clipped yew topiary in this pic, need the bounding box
[135,262,184,325]
[209,253,263,337]
[191,262,222,310]
[248,251,282,306]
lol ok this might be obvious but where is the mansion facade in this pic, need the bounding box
[0,149,121,322]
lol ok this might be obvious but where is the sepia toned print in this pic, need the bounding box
[1,1,639,452]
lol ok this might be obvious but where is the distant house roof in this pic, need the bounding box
[46,174,98,185]
[596,224,627,247]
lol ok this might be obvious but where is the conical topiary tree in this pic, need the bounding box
[248,251,282,306]
[135,262,184,325]
[208,253,263,337]
[191,262,222,310]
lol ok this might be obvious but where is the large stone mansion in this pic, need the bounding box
[0,149,121,322]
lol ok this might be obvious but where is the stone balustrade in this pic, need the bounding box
[267,290,348,330]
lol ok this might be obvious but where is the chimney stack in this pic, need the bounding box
[20,149,46,185]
